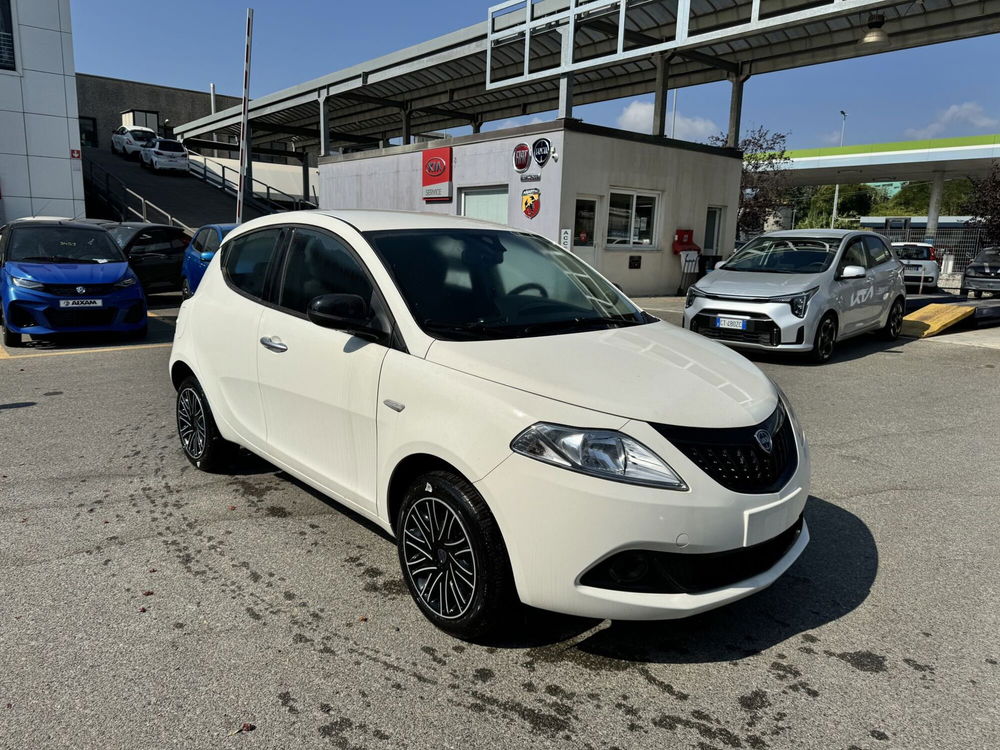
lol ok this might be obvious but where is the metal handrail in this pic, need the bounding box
[82,158,193,233]
[186,153,316,212]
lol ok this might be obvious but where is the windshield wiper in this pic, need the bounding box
[422,320,515,338]
[520,315,641,336]
[16,255,97,264]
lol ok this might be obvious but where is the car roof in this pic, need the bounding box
[891,241,932,247]
[199,223,240,231]
[235,209,526,235]
[757,229,868,239]
[7,217,113,230]
[127,126,156,132]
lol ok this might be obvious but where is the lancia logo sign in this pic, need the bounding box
[76,286,87,294]
[754,429,774,454]
[424,156,447,177]
[532,138,551,167]
[512,142,531,173]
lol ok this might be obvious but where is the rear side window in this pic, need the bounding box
[863,236,891,266]
[203,229,221,254]
[223,229,281,300]
[277,228,375,315]
[191,229,208,252]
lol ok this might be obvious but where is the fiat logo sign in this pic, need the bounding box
[512,143,531,173]
[424,156,447,177]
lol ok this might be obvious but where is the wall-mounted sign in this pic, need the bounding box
[512,142,531,173]
[421,146,452,202]
[559,228,572,249]
[522,188,540,219]
[629,255,642,269]
[70,149,81,159]
[532,138,551,167]
[520,173,541,183]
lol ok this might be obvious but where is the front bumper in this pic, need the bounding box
[477,418,811,620]
[683,297,817,352]
[153,159,189,171]
[3,286,147,335]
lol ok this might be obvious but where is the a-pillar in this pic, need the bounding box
[653,53,670,137]
[726,65,750,149]
[924,171,945,243]
[558,73,574,119]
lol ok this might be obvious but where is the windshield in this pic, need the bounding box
[364,229,648,341]
[8,226,125,263]
[972,248,1000,264]
[894,244,932,260]
[724,236,839,274]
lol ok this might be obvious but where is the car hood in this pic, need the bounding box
[427,321,778,428]
[6,261,129,284]
[696,270,822,296]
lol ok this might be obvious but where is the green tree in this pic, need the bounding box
[871,180,972,216]
[793,184,888,228]
[963,162,1000,246]
[708,127,791,238]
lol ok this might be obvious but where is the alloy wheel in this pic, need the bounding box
[817,318,835,360]
[889,301,903,337]
[401,497,477,620]
[177,386,207,459]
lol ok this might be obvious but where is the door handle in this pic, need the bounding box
[259,336,288,353]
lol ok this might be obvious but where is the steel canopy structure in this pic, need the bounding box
[175,0,1000,157]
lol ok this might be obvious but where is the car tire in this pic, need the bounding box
[879,297,904,340]
[973,291,983,299]
[808,313,837,364]
[396,469,518,641]
[176,376,234,472]
[2,318,22,348]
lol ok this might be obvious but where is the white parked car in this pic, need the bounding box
[685,230,906,364]
[111,126,156,158]
[169,210,810,638]
[139,138,189,172]
[891,242,940,290]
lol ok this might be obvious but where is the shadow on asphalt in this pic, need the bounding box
[742,333,917,367]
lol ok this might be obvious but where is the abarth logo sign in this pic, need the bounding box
[522,188,540,219]
[512,143,531,173]
[754,429,773,454]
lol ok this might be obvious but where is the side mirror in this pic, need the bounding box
[838,265,866,280]
[307,293,387,344]
[714,261,727,270]
[199,251,215,262]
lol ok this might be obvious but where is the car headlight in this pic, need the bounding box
[11,276,43,289]
[965,267,980,278]
[685,286,706,308]
[771,287,818,318]
[511,423,687,490]
[114,275,137,288]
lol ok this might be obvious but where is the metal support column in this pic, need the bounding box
[726,66,750,149]
[401,106,412,145]
[558,73,574,120]
[318,94,330,157]
[925,171,945,243]
[471,117,483,134]
[242,123,253,219]
[301,155,310,209]
[653,54,669,137]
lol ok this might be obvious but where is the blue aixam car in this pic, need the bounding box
[180,223,238,299]
[0,219,147,347]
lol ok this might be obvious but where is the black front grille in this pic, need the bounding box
[580,514,804,594]
[690,310,780,346]
[43,308,117,328]
[43,284,116,297]
[652,404,797,494]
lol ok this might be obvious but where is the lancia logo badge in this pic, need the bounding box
[754,429,773,454]
[512,142,531,173]
[76,286,87,294]
[532,138,551,167]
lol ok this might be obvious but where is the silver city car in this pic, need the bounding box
[683,230,907,363]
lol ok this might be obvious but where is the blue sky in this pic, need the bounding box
[69,0,1000,149]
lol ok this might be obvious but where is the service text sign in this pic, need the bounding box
[422,147,453,202]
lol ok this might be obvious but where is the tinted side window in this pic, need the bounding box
[223,229,282,300]
[863,236,890,266]
[838,239,868,272]
[132,228,188,254]
[277,228,375,315]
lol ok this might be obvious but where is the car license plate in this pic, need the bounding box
[715,316,747,330]
[906,265,922,272]
[59,299,102,308]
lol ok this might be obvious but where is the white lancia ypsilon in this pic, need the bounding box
[169,211,810,639]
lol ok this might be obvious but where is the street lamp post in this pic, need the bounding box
[830,110,847,228]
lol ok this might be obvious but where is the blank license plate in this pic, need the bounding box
[59,299,103,308]
[715,316,747,330]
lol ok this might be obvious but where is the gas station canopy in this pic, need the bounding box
[175,0,1000,152]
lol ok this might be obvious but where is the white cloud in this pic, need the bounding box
[615,100,720,142]
[819,129,843,146]
[903,102,999,139]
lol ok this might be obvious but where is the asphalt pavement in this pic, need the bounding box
[1,295,998,749]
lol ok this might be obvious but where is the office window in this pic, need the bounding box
[460,186,508,225]
[0,0,15,71]
[606,191,657,247]
[79,117,98,147]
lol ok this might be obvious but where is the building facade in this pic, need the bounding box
[319,120,741,296]
[0,0,84,222]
